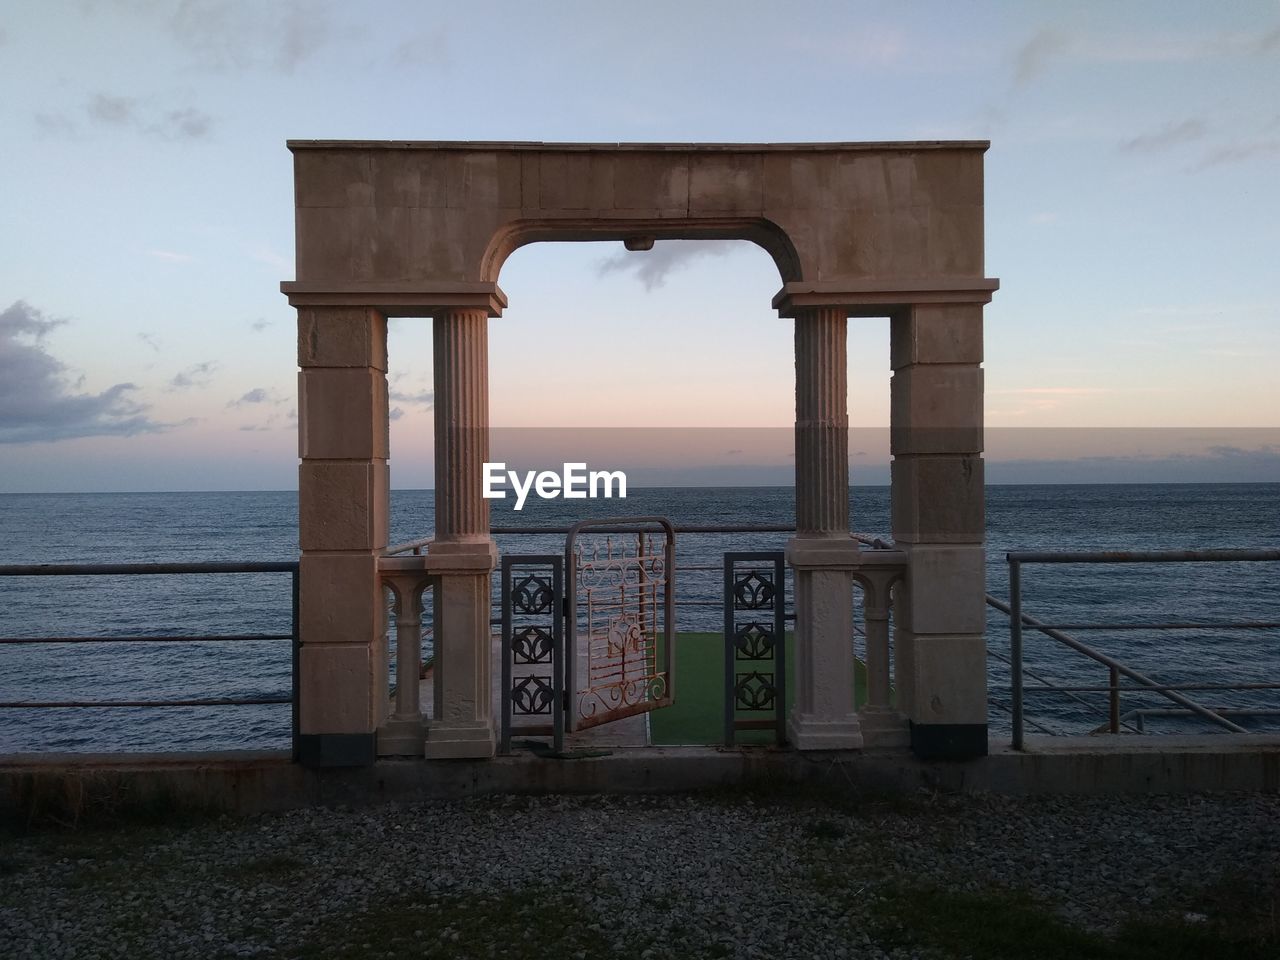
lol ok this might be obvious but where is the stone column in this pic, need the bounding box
[432,308,491,548]
[890,303,988,759]
[425,306,499,758]
[296,306,390,766]
[786,306,862,750]
[795,308,850,537]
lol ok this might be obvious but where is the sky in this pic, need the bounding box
[1,0,1278,492]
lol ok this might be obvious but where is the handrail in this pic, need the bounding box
[0,561,299,576]
[999,547,1280,749]
[991,592,1248,745]
[385,527,894,556]
[0,561,300,758]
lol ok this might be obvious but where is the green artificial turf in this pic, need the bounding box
[648,632,869,746]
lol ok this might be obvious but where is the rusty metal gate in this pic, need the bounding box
[565,517,676,731]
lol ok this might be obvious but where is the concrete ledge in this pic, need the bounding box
[3,739,1278,822]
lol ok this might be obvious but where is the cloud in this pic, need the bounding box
[1120,119,1206,153]
[784,26,908,67]
[989,387,1113,396]
[33,112,80,138]
[87,93,137,125]
[148,249,194,263]
[249,318,271,332]
[249,245,290,270]
[156,107,212,139]
[1013,23,1280,87]
[229,387,274,407]
[1194,139,1280,170]
[0,300,170,443]
[78,92,213,140]
[388,407,405,421]
[168,361,217,390]
[1013,28,1069,86]
[392,27,451,68]
[597,241,734,291]
[137,332,162,353]
[166,0,332,72]
[388,388,433,406]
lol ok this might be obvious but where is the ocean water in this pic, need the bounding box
[0,483,1277,753]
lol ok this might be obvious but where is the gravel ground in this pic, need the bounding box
[1,788,1277,960]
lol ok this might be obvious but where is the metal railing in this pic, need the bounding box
[0,561,300,758]
[998,549,1280,749]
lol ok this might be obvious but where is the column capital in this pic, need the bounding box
[772,278,999,318]
[281,280,507,318]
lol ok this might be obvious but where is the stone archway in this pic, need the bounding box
[282,140,998,766]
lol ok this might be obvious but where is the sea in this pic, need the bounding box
[1,483,1277,754]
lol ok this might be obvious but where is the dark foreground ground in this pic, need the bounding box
[1,785,1277,960]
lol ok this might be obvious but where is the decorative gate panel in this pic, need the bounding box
[565,518,676,731]
[724,551,787,745]
[499,554,564,754]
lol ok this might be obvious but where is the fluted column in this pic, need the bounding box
[795,307,850,537]
[433,308,490,545]
[425,306,498,759]
[785,306,862,750]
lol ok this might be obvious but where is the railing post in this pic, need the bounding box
[291,566,301,763]
[1109,665,1120,734]
[1009,558,1024,751]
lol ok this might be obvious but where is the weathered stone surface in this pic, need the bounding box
[298,368,389,461]
[287,141,992,286]
[891,455,984,543]
[298,553,383,643]
[889,364,983,455]
[907,633,989,725]
[890,303,983,369]
[298,644,377,734]
[297,307,388,370]
[903,544,986,635]
[298,461,388,551]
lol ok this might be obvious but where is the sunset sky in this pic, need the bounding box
[1,1,1278,491]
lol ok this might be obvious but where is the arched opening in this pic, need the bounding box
[286,140,995,767]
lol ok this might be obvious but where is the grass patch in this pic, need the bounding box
[284,885,649,960]
[649,631,868,746]
[871,883,1279,960]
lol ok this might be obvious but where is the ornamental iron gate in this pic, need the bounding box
[499,554,565,754]
[565,517,676,731]
[724,551,787,745]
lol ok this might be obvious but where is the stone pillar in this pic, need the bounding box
[296,306,390,767]
[425,306,499,758]
[432,308,491,548]
[890,303,988,759]
[786,306,862,750]
[794,308,850,537]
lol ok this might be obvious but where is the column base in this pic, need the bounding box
[910,721,988,760]
[376,717,426,757]
[858,707,911,750]
[787,712,864,751]
[297,733,376,768]
[424,721,496,759]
